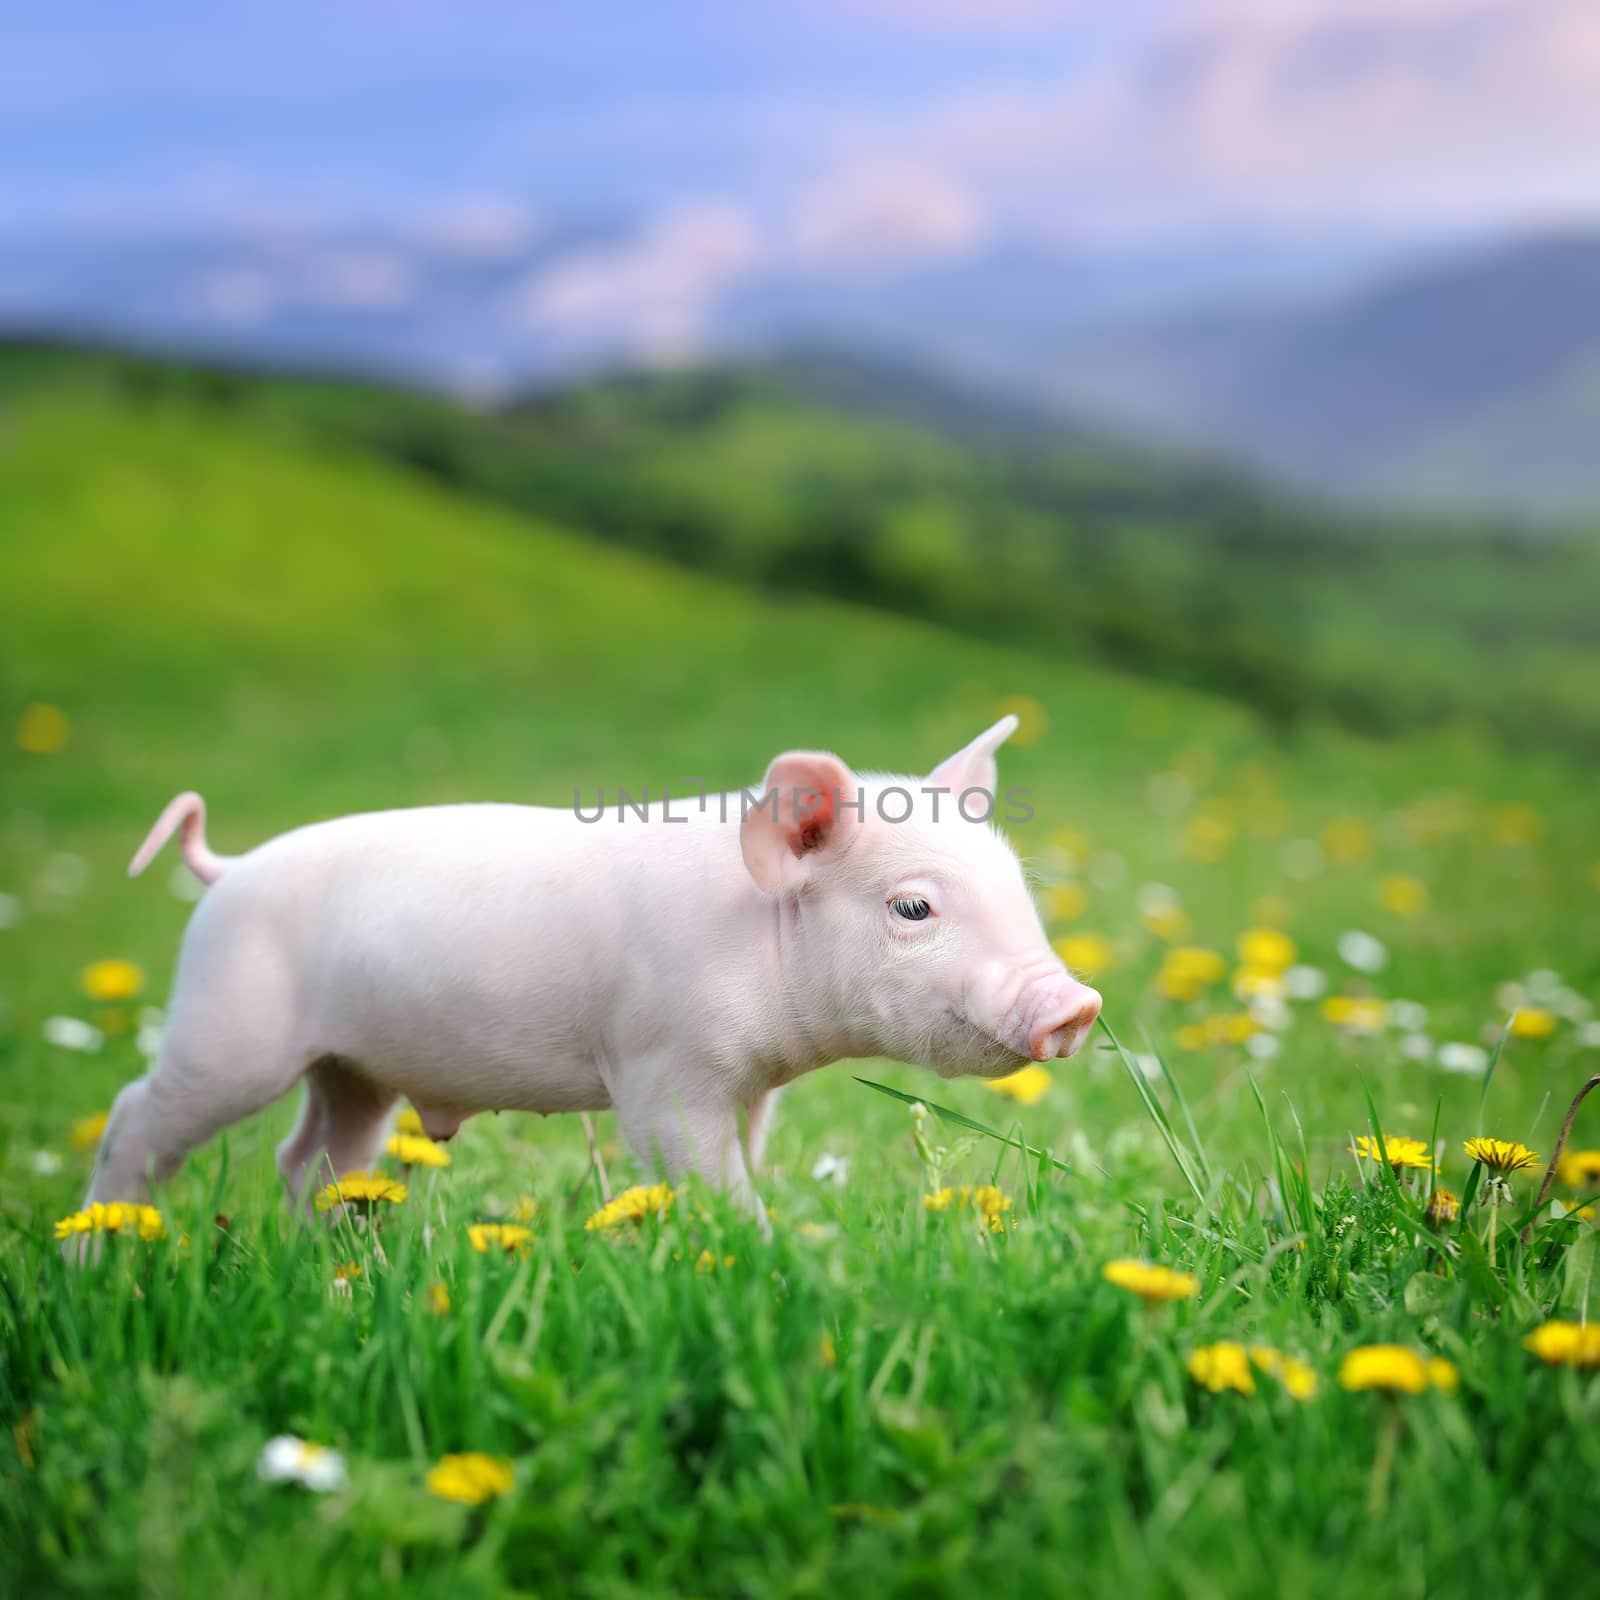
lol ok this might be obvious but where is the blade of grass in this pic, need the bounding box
[1248,1075,1292,1233]
[1454,1161,1484,1236]
[1477,1013,1515,1134]
[1096,1016,1206,1206]
[1140,1025,1212,1188]
[1426,1097,1442,1203]
[852,1077,1073,1176]
[1361,1082,1428,1227]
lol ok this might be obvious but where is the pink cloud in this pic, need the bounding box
[513,201,761,357]
[791,163,985,268]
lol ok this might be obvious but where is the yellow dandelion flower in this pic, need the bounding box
[1322,995,1388,1032]
[1463,1137,1540,1175]
[1183,814,1234,863]
[1522,1321,1600,1369]
[1050,828,1091,866]
[1425,1356,1459,1393]
[70,1111,108,1151]
[1338,1345,1455,1395]
[982,1064,1052,1106]
[584,1182,674,1231]
[510,1195,538,1223]
[1237,928,1296,973]
[312,1171,408,1211]
[1206,1012,1257,1045]
[1489,803,1541,845]
[1055,933,1113,976]
[426,1281,451,1315]
[1043,881,1087,924]
[1349,1135,1433,1172]
[16,702,70,755]
[1141,902,1191,942]
[1508,1008,1557,1040]
[53,1202,166,1242]
[1321,817,1374,865]
[1232,967,1287,1002]
[467,1222,533,1255]
[923,1184,1013,1233]
[970,1185,1011,1230]
[425,1452,514,1506]
[1187,1342,1255,1395]
[1378,875,1429,917]
[1158,946,1227,1000]
[1101,1258,1198,1304]
[1175,1023,1209,1052]
[1250,1346,1319,1400]
[1556,1149,1600,1188]
[386,1133,451,1167]
[81,959,144,1003]
[395,1106,425,1136]
[1424,1188,1460,1226]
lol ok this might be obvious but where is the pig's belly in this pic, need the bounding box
[302,941,618,1116]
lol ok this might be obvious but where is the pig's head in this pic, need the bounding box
[740,715,1102,1077]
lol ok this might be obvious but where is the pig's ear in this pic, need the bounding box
[741,750,861,894]
[926,714,1019,799]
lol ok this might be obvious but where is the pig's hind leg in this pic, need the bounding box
[275,1056,397,1205]
[85,1009,307,1210]
[743,1088,782,1172]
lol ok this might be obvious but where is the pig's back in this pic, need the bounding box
[182,800,748,1108]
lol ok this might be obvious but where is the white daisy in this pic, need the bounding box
[43,1016,104,1053]
[1337,930,1387,974]
[810,1153,849,1186]
[1388,1000,1429,1032]
[258,1435,348,1493]
[1248,995,1293,1033]
[1437,1041,1489,1075]
[1284,965,1328,1001]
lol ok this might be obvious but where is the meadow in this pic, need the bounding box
[2,358,1599,1597]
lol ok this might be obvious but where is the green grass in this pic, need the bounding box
[2,375,1599,1597]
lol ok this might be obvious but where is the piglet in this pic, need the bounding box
[86,716,1101,1218]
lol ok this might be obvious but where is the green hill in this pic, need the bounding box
[6,342,1600,757]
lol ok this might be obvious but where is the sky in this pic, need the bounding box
[3,1,1597,377]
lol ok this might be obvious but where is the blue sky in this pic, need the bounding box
[3,3,1596,382]
[10,1,1592,239]
[3,4,1131,226]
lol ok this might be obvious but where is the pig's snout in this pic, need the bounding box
[1026,980,1103,1061]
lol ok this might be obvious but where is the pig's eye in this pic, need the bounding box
[890,896,932,922]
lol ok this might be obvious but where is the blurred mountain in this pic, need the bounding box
[1048,235,1600,520]
[4,223,1597,519]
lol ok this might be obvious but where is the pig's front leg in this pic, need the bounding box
[614,1066,769,1236]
